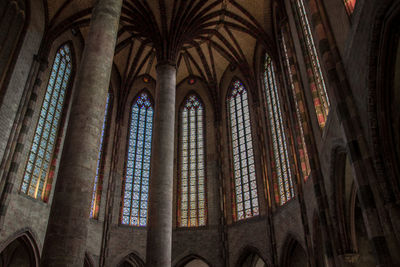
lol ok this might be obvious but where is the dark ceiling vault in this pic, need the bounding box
[41,0,275,110]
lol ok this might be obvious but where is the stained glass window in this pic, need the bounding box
[294,0,330,128]
[20,43,72,200]
[264,54,295,205]
[90,93,111,219]
[178,94,206,227]
[121,91,153,226]
[227,80,259,220]
[344,0,356,15]
[281,31,311,181]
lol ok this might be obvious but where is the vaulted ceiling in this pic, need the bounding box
[43,0,276,104]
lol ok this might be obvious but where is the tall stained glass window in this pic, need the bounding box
[20,43,72,200]
[178,94,206,227]
[227,80,259,220]
[264,54,295,205]
[281,32,311,181]
[294,0,330,128]
[90,93,111,219]
[344,0,356,15]
[121,91,153,226]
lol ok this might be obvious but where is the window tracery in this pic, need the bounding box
[21,43,72,200]
[281,32,311,181]
[227,80,259,220]
[121,91,153,226]
[90,93,111,219]
[263,54,295,205]
[293,0,330,128]
[178,94,206,227]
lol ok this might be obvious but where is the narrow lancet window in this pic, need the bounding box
[21,43,72,200]
[90,93,111,219]
[121,91,153,226]
[294,0,330,128]
[264,54,295,205]
[178,94,206,227]
[228,80,259,220]
[344,0,356,15]
[281,32,311,181]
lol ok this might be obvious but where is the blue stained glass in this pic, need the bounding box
[121,91,153,227]
[178,94,206,227]
[228,80,258,221]
[21,43,72,200]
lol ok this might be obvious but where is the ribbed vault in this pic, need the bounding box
[41,0,274,107]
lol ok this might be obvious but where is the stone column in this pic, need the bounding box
[146,63,176,267]
[40,0,122,266]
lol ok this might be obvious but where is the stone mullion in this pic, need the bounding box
[240,92,253,215]
[0,55,47,229]
[137,107,149,225]
[266,65,287,204]
[305,0,394,264]
[26,54,63,196]
[233,95,245,218]
[184,110,190,225]
[188,110,193,225]
[282,24,311,180]
[290,0,327,128]
[195,107,199,226]
[128,106,140,225]
[38,57,69,200]
[271,63,294,198]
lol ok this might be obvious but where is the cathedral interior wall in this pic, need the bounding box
[0,0,399,266]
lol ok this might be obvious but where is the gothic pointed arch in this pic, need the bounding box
[331,146,358,257]
[117,252,145,267]
[0,230,40,267]
[20,42,75,202]
[84,252,95,267]
[177,92,207,227]
[281,235,308,267]
[175,254,211,267]
[226,78,259,221]
[368,1,400,206]
[120,89,154,226]
[235,246,269,267]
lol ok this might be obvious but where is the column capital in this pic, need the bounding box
[156,60,177,70]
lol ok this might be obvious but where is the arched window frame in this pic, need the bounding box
[20,42,74,201]
[177,92,207,227]
[262,53,295,206]
[226,78,259,221]
[120,90,154,227]
[90,91,113,219]
[290,0,330,128]
[280,25,312,182]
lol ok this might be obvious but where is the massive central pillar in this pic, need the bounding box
[40,0,122,266]
[146,63,176,266]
